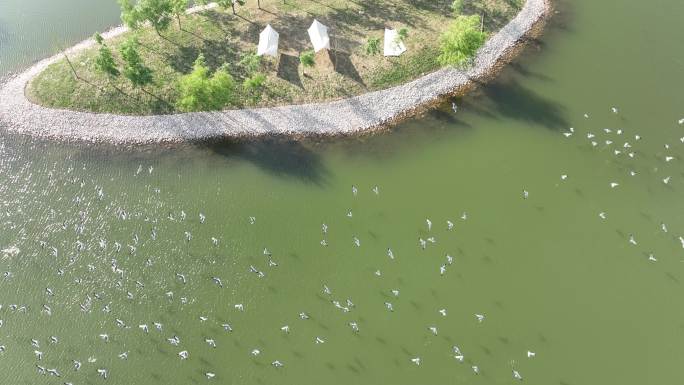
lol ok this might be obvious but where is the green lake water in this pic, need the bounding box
[1,0,684,384]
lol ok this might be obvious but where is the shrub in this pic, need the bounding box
[243,73,266,103]
[176,54,235,112]
[299,50,315,67]
[238,51,262,76]
[365,37,381,55]
[397,28,409,42]
[243,73,266,91]
[438,15,486,66]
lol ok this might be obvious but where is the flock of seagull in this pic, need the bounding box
[0,170,536,383]
[558,109,684,259]
[0,108,682,384]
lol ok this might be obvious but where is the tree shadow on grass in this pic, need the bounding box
[461,0,523,31]
[167,45,201,74]
[269,13,316,53]
[204,137,329,185]
[200,37,242,70]
[302,0,445,32]
[201,10,238,38]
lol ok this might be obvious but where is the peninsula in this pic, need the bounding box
[0,0,550,143]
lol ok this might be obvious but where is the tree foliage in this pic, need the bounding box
[450,0,464,14]
[120,37,154,88]
[176,54,236,112]
[93,33,120,79]
[117,0,174,35]
[438,15,486,66]
[216,0,245,15]
[118,0,138,28]
[170,0,188,29]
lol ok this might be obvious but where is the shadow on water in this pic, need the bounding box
[462,78,569,131]
[323,105,475,161]
[509,61,553,82]
[0,133,329,186]
[204,138,329,185]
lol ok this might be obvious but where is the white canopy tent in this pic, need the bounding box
[383,28,407,57]
[307,19,330,52]
[257,24,279,57]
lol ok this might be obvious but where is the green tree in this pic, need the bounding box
[93,33,120,79]
[171,0,188,29]
[93,32,131,97]
[176,54,236,112]
[216,0,245,15]
[120,36,154,88]
[117,0,174,36]
[438,15,486,66]
[138,0,174,36]
[118,0,140,28]
[450,0,464,14]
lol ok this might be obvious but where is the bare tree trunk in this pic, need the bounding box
[176,13,182,30]
[257,0,261,9]
[140,87,172,109]
[63,50,124,97]
[107,78,128,97]
[62,51,81,81]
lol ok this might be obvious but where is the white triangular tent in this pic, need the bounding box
[257,24,279,57]
[383,28,407,57]
[307,19,330,52]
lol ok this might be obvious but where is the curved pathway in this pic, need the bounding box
[0,0,549,144]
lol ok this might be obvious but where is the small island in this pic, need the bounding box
[27,0,524,115]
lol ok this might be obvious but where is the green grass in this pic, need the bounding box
[28,0,523,115]
[369,46,441,89]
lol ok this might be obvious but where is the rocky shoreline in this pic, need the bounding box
[0,0,550,144]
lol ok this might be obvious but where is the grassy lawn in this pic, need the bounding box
[27,0,523,115]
